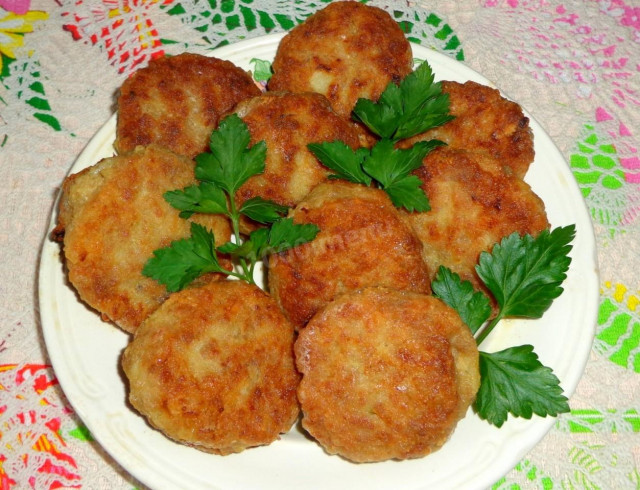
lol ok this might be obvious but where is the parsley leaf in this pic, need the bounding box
[217,218,318,263]
[383,175,430,212]
[195,113,267,195]
[146,114,319,290]
[142,222,228,292]
[476,346,570,427]
[268,217,319,252]
[308,138,442,212]
[352,60,455,140]
[250,58,272,82]
[363,139,442,186]
[363,139,443,212]
[430,226,576,428]
[476,225,575,320]
[163,182,228,219]
[431,266,491,334]
[308,141,372,186]
[217,228,269,264]
[239,196,288,224]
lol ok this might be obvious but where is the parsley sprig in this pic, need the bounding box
[432,225,576,427]
[308,139,443,212]
[307,60,451,212]
[143,114,319,291]
[352,60,455,140]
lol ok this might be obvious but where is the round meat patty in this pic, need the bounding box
[295,286,480,462]
[122,280,300,455]
[52,145,231,333]
[401,147,549,302]
[115,53,261,158]
[268,180,431,329]
[268,1,413,120]
[399,80,535,179]
[232,91,367,232]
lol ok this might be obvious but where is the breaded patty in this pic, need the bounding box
[233,91,367,232]
[122,280,300,455]
[268,180,430,329]
[295,287,480,462]
[402,147,549,300]
[52,145,231,333]
[115,53,261,159]
[399,80,535,179]
[268,1,412,120]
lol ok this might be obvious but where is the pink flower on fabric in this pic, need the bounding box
[620,6,640,30]
[0,0,31,15]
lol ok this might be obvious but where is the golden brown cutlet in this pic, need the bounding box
[122,280,300,455]
[295,286,480,462]
[52,145,231,333]
[401,147,549,304]
[268,180,431,329]
[115,53,261,159]
[232,91,368,233]
[268,1,413,120]
[399,80,535,179]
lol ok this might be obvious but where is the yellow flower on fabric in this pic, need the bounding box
[0,8,47,73]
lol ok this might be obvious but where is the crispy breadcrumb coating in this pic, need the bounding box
[269,1,412,120]
[399,80,535,179]
[268,180,430,329]
[295,287,480,462]
[122,280,300,455]
[115,53,261,158]
[52,145,231,333]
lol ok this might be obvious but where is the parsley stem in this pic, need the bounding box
[475,313,504,346]
[227,198,255,285]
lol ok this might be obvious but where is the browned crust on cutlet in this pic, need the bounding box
[54,145,231,333]
[122,280,300,455]
[400,80,535,179]
[232,91,368,232]
[402,147,549,303]
[268,181,431,329]
[115,53,261,158]
[268,1,412,119]
[295,287,479,462]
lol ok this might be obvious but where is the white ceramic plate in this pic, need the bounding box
[39,33,599,490]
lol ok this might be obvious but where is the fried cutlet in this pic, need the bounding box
[122,280,300,455]
[268,1,413,120]
[52,145,231,333]
[399,80,535,179]
[402,147,549,301]
[115,53,261,159]
[268,180,431,329]
[295,286,480,462]
[232,91,368,232]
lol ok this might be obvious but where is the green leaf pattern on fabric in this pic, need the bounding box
[570,124,628,236]
[160,0,464,60]
[594,282,640,373]
[0,10,60,132]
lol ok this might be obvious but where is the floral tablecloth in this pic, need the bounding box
[1,0,639,488]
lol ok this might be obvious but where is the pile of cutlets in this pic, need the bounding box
[52,1,548,463]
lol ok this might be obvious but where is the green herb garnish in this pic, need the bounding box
[352,60,455,141]
[432,225,575,427]
[431,266,492,335]
[308,138,444,212]
[250,58,273,83]
[477,346,570,427]
[308,60,452,212]
[143,114,319,290]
